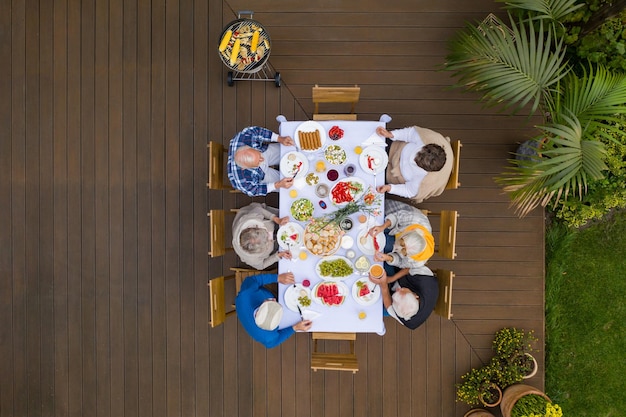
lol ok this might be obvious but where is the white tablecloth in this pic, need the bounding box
[277,120,387,335]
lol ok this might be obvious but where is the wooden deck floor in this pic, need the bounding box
[1,1,544,416]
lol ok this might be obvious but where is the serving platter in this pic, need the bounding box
[295,121,326,152]
[315,255,355,281]
[329,177,366,206]
[312,281,349,307]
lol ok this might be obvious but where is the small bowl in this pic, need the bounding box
[339,218,353,231]
[346,249,356,259]
[327,169,339,181]
[315,183,329,198]
[341,235,354,249]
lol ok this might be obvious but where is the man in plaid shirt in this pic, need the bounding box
[227,126,295,196]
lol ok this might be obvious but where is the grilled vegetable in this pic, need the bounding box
[229,38,241,66]
[219,30,232,52]
[250,30,260,53]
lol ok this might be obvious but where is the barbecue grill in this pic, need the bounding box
[217,11,281,87]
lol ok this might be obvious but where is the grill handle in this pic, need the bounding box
[237,10,254,19]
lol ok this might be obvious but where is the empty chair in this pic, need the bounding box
[310,332,359,373]
[433,269,455,319]
[445,140,462,190]
[312,84,360,121]
[208,275,237,327]
[208,209,234,258]
[422,210,459,259]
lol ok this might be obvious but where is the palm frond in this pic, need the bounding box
[445,13,569,115]
[496,0,584,22]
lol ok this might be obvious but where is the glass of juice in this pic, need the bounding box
[369,264,384,279]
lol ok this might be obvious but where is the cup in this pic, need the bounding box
[358,311,367,320]
[369,264,384,279]
[327,169,339,181]
[344,163,356,177]
[315,160,326,173]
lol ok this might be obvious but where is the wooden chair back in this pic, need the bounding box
[422,210,459,259]
[311,332,359,373]
[208,210,234,258]
[208,275,237,327]
[312,84,360,121]
[230,267,277,294]
[207,141,230,190]
[434,269,454,319]
[445,140,462,190]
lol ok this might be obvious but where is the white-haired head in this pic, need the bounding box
[391,288,420,320]
[234,146,264,169]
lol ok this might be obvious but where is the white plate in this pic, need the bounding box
[359,146,389,174]
[283,284,312,313]
[311,281,349,306]
[280,151,309,179]
[277,222,305,250]
[352,278,381,306]
[315,255,355,281]
[356,229,386,256]
[295,121,326,152]
[329,177,367,206]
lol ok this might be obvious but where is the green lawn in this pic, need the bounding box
[545,212,626,417]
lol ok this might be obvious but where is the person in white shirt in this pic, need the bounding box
[375,126,453,202]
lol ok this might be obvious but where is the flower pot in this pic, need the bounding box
[522,353,538,379]
[479,383,502,408]
[500,384,550,417]
[464,409,496,417]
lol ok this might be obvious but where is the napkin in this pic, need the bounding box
[302,309,321,321]
[362,132,387,147]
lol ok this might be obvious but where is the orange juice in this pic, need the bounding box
[358,214,367,223]
[369,264,384,278]
[315,160,326,172]
[299,251,308,260]
[354,146,363,155]
[358,311,367,320]
[289,189,298,198]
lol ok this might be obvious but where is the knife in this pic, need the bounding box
[297,305,304,320]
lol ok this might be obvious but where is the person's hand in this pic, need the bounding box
[368,225,385,237]
[293,320,313,332]
[278,272,295,284]
[278,135,295,147]
[376,184,391,194]
[274,215,289,226]
[276,177,294,189]
[277,250,292,260]
[369,270,388,286]
[374,251,391,262]
[376,126,393,139]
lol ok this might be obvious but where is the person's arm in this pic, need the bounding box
[239,273,277,292]
[388,182,418,199]
[387,126,422,144]
[262,326,296,349]
[388,268,409,283]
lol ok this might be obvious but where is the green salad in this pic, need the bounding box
[290,198,314,221]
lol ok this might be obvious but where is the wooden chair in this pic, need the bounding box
[445,140,462,190]
[208,275,237,327]
[422,210,459,259]
[433,269,455,319]
[208,210,234,258]
[312,84,360,121]
[310,332,359,373]
[207,141,230,190]
[230,267,277,294]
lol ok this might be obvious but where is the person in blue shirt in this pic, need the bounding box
[227,126,296,196]
[235,271,312,348]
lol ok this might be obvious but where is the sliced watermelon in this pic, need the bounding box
[359,285,370,297]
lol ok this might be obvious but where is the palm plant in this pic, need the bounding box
[444,0,626,216]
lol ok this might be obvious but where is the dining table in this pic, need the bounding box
[275,119,389,335]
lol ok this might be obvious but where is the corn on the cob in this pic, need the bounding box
[219,30,232,52]
[250,31,260,53]
[229,38,241,66]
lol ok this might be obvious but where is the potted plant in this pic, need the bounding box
[492,328,538,381]
[464,409,496,417]
[444,0,626,216]
[500,384,562,417]
[457,364,502,408]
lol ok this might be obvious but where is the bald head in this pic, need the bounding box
[234,146,264,169]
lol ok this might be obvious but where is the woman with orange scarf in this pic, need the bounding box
[367,200,435,282]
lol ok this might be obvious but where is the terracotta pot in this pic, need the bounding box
[479,383,502,408]
[464,409,496,417]
[522,353,538,379]
[500,384,551,417]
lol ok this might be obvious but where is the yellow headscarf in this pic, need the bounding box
[395,224,434,261]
